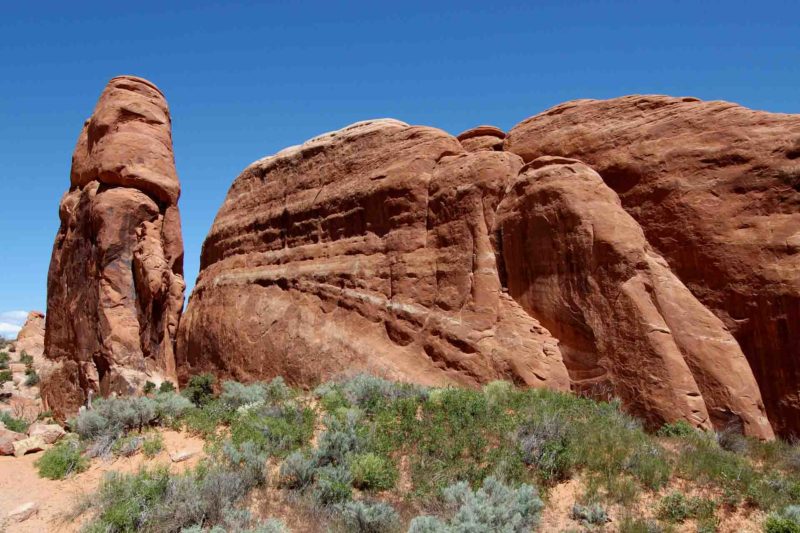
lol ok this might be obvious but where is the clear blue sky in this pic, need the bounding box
[1,0,798,336]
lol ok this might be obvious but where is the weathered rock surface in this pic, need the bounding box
[0,428,25,456]
[177,114,779,436]
[42,76,185,421]
[12,435,45,457]
[27,423,65,445]
[177,120,569,390]
[504,95,800,436]
[14,311,45,361]
[457,125,505,152]
[496,157,772,438]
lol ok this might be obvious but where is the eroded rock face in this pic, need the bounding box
[42,76,185,420]
[496,157,772,438]
[504,96,800,436]
[14,311,45,361]
[177,115,776,436]
[177,120,569,390]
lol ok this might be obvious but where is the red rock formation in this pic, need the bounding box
[177,115,775,437]
[496,156,772,438]
[504,96,800,436]
[14,311,44,361]
[42,76,185,420]
[177,120,569,390]
[457,125,505,152]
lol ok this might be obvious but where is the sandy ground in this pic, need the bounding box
[0,430,205,533]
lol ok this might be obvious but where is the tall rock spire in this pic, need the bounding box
[42,76,185,419]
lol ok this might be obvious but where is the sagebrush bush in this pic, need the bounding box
[113,435,143,457]
[313,465,353,506]
[483,380,513,408]
[766,506,800,533]
[0,411,28,433]
[279,450,317,490]
[35,437,88,479]
[315,408,364,466]
[154,391,193,425]
[221,380,267,409]
[0,351,9,370]
[230,400,315,456]
[0,369,11,384]
[570,502,609,525]
[657,419,696,437]
[19,352,33,366]
[350,452,397,491]
[335,500,400,533]
[24,369,39,386]
[716,426,749,454]
[516,413,572,482]
[408,477,543,533]
[142,433,164,458]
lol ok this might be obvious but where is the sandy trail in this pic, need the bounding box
[0,430,205,533]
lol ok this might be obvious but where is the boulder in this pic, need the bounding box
[12,435,46,457]
[457,125,505,152]
[0,428,25,456]
[504,95,800,436]
[27,423,66,444]
[42,76,185,421]
[177,119,569,391]
[170,449,195,463]
[495,157,772,437]
[6,502,38,523]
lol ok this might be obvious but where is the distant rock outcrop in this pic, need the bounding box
[504,95,800,436]
[42,76,185,420]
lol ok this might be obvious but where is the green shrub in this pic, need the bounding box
[35,438,88,479]
[350,452,397,491]
[230,401,315,456]
[279,450,317,490]
[142,433,164,458]
[0,351,9,369]
[159,381,176,393]
[113,435,143,457]
[618,515,665,533]
[181,400,229,438]
[315,408,364,466]
[19,352,33,367]
[408,477,544,533]
[765,506,800,533]
[657,419,696,437]
[87,467,171,531]
[313,465,353,506]
[0,369,11,384]
[571,502,609,525]
[74,410,109,439]
[483,380,513,409]
[335,500,400,533]
[182,373,217,406]
[516,413,573,482]
[0,411,29,433]
[153,391,193,425]
[220,380,267,409]
[143,381,156,395]
[657,491,716,524]
[24,369,39,386]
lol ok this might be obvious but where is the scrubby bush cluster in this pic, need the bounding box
[35,436,88,479]
[0,411,28,433]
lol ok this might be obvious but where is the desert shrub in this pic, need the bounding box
[87,466,171,532]
[263,376,293,402]
[96,396,158,432]
[182,399,230,438]
[0,411,29,433]
[313,464,353,506]
[656,491,716,524]
[408,477,543,533]
[315,408,364,466]
[24,368,39,386]
[230,400,315,456]
[618,515,665,533]
[143,381,156,395]
[335,500,400,533]
[716,426,749,454]
[159,381,176,393]
[0,369,11,384]
[338,374,424,412]
[0,351,9,369]
[113,435,143,457]
[317,385,350,413]
[657,419,696,437]
[516,413,573,482]
[766,506,800,533]
[19,352,33,366]
[154,391,193,425]
[350,452,397,491]
[86,434,118,459]
[483,380,513,409]
[220,380,267,409]
[571,502,609,525]
[142,433,164,458]
[279,450,317,490]
[35,437,88,479]
[182,373,217,406]
[74,410,110,439]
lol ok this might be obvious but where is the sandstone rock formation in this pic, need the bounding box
[177,120,569,391]
[496,156,772,438]
[14,312,44,362]
[504,96,800,436]
[177,114,776,437]
[42,76,185,420]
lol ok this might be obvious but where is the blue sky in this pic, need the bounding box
[1,0,798,337]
